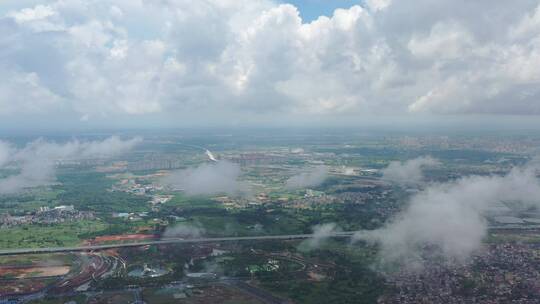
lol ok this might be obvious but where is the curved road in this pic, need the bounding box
[0,232,356,256]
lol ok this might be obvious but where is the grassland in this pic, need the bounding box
[0,220,107,248]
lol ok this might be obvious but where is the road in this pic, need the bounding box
[0,232,356,256]
[223,279,289,304]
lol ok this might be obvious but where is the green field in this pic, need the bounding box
[0,220,107,248]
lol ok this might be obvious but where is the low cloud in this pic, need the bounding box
[0,158,56,194]
[161,160,250,196]
[0,141,13,168]
[162,223,205,239]
[355,163,540,270]
[381,156,439,185]
[76,136,142,158]
[286,166,328,190]
[301,223,341,250]
[0,136,141,194]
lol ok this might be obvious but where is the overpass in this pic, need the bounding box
[0,232,356,256]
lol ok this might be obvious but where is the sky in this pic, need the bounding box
[282,0,361,22]
[1,0,540,130]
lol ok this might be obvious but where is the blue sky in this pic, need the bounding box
[282,0,361,21]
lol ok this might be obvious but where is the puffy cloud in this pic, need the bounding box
[366,0,392,12]
[1,0,540,121]
[74,136,142,158]
[0,158,56,194]
[7,5,55,24]
[162,223,205,239]
[0,69,63,115]
[286,166,328,189]
[407,21,475,60]
[12,136,141,161]
[381,156,439,185]
[355,163,540,269]
[0,136,141,194]
[161,161,250,196]
[301,223,341,250]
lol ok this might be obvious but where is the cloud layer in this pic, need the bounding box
[1,0,540,122]
[161,161,249,196]
[0,136,141,194]
[355,162,540,269]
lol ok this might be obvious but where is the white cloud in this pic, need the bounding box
[0,70,63,115]
[407,22,474,59]
[366,0,392,12]
[0,158,56,194]
[301,223,341,250]
[162,223,205,239]
[510,4,540,39]
[8,5,55,23]
[0,136,141,194]
[1,0,540,121]
[355,163,540,269]
[286,166,328,189]
[161,160,250,196]
[0,141,13,168]
[382,156,439,185]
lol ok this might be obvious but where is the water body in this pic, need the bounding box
[128,264,169,278]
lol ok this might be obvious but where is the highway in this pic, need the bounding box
[0,232,356,256]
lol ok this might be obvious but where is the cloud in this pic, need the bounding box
[407,21,474,60]
[0,69,63,115]
[8,5,56,24]
[301,223,341,250]
[162,223,205,239]
[354,163,540,269]
[286,166,328,189]
[0,141,13,167]
[0,136,141,194]
[161,160,250,196]
[1,0,540,123]
[0,158,56,194]
[381,156,439,185]
[75,136,142,158]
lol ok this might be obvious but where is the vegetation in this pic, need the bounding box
[0,220,107,248]
[56,170,149,213]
